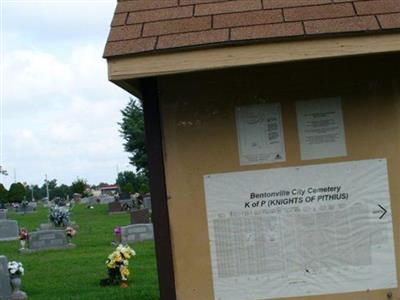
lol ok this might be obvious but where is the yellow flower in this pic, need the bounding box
[114,254,122,262]
[122,251,131,259]
[120,246,136,259]
[121,246,136,259]
[107,262,116,269]
[110,252,122,263]
[120,266,130,277]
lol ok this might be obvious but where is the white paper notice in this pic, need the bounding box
[235,103,285,165]
[296,97,347,160]
[204,159,397,300]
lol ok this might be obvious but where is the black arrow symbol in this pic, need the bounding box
[378,205,387,219]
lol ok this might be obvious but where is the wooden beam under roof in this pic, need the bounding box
[108,33,400,90]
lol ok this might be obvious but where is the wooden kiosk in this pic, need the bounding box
[104,1,400,299]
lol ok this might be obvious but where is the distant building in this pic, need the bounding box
[100,185,119,196]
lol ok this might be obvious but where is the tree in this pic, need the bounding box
[8,182,26,203]
[134,173,149,195]
[71,178,88,196]
[31,185,42,200]
[121,182,134,195]
[39,179,57,200]
[24,184,39,201]
[53,184,71,199]
[24,184,44,201]
[0,184,8,205]
[116,171,149,195]
[119,98,148,176]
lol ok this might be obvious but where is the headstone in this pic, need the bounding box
[87,197,97,206]
[0,256,12,300]
[73,193,81,202]
[0,210,6,220]
[42,198,48,205]
[82,196,100,206]
[99,195,114,204]
[143,195,152,210]
[38,223,54,231]
[0,220,18,241]
[120,224,153,243]
[108,202,122,214]
[130,208,150,224]
[20,229,75,254]
[37,222,78,231]
[28,202,37,210]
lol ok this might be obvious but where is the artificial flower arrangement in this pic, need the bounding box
[100,244,136,288]
[48,206,70,227]
[19,228,29,249]
[8,261,24,278]
[65,226,76,243]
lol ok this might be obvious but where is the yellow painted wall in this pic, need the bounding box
[158,54,400,300]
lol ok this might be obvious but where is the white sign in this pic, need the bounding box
[204,159,397,300]
[296,97,347,160]
[235,103,285,165]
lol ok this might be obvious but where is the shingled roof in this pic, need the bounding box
[103,0,400,58]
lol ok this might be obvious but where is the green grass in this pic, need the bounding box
[0,204,160,300]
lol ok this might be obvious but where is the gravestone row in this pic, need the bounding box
[82,195,115,205]
[14,202,37,214]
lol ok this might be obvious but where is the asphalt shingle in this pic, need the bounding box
[104,0,400,58]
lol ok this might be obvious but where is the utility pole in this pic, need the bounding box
[45,174,49,201]
[31,185,34,202]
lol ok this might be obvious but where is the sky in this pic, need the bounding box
[1,0,134,188]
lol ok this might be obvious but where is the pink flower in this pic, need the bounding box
[65,226,76,237]
[19,229,28,241]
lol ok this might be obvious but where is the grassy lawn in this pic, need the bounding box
[0,204,160,300]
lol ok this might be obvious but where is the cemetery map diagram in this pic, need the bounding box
[204,159,397,300]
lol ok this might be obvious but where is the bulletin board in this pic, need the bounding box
[158,54,400,300]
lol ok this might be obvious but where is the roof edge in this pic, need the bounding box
[107,33,400,83]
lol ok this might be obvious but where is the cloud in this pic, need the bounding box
[2,43,133,187]
[3,1,116,49]
[4,49,73,107]
[4,43,118,109]
[1,1,138,188]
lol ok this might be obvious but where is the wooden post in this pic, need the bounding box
[141,77,177,300]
